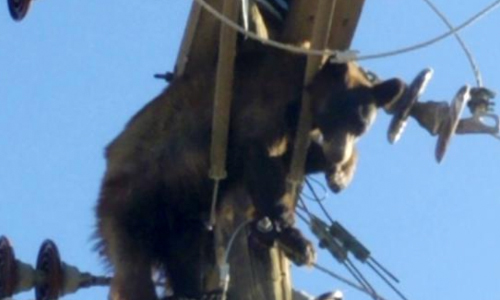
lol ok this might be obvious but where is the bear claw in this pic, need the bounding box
[277,227,316,266]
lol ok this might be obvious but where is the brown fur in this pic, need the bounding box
[95,49,403,299]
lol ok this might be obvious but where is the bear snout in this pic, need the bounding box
[321,134,354,165]
[321,135,358,193]
[326,168,349,194]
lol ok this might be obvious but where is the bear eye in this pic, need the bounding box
[357,104,372,119]
[357,104,376,132]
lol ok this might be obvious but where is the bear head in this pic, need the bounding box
[308,60,404,193]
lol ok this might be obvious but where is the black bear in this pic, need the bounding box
[95,47,404,300]
[305,62,404,193]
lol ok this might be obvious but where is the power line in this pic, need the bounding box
[313,263,389,300]
[421,0,483,87]
[305,177,335,224]
[354,0,500,62]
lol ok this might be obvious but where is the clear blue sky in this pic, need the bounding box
[1,1,499,300]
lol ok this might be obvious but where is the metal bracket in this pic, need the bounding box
[456,86,499,139]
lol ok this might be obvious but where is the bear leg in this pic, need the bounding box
[100,217,157,300]
[242,144,291,226]
[96,174,166,300]
[161,219,216,298]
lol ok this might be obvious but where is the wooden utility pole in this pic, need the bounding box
[173,0,366,299]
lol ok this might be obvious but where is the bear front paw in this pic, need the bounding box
[248,219,315,266]
[277,227,316,266]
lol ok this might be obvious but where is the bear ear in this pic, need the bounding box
[371,78,405,107]
[308,62,349,97]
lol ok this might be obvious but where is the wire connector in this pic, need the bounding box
[329,50,359,63]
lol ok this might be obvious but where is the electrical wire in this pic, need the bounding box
[296,203,386,300]
[305,178,335,224]
[192,0,500,62]
[223,220,252,263]
[220,220,252,300]
[192,0,350,58]
[299,189,409,300]
[421,0,483,87]
[366,261,409,300]
[309,176,329,199]
[283,205,387,299]
[301,181,410,300]
[298,196,311,215]
[313,263,389,300]
[345,259,380,300]
[355,0,500,62]
[295,208,311,225]
[370,257,400,284]
[303,176,329,202]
